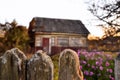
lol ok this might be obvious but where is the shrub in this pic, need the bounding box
[78,49,115,80]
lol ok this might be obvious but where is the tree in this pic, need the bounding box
[3,20,29,52]
[87,0,120,51]
[88,0,120,36]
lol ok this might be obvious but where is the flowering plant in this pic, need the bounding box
[78,49,115,80]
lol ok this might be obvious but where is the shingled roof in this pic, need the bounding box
[30,17,90,34]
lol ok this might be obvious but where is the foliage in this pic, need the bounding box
[78,49,115,80]
[88,0,120,37]
[1,20,29,52]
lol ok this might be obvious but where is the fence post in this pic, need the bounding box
[27,50,54,80]
[0,48,27,80]
[59,49,83,80]
[115,53,120,80]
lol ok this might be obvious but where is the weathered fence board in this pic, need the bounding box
[59,49,83,80]
[115,54,120,80]
[0,48,27,80]
[27,50,54,80]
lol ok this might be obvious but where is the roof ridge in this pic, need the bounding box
[33,17,81,21]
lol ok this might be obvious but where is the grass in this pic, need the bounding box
[51,54,59,80]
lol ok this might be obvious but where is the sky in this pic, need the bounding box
[0,0,104,37]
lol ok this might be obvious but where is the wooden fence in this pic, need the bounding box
[0,48,83,80]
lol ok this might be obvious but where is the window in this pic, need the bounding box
[70,37,81,47]
[35,36,41,47]
[51,37,55,46]
[57,37,69,47]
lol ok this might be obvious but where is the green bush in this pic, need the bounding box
[78,49,115,80]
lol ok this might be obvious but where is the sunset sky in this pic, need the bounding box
[0,0,104,37]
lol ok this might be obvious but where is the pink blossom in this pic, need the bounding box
[96,61,99,65]
[107,69,113,73]
[109,75,115,80]
[92,65,96,69]
[111,77,115,80]
[80,66,82,70]
[77,50,80,56]
[88,64,90,67]
[82,60,87,64]
[84,71,89,76]
[109,69,113,73]
[105,61,110,67]
[99,66,103,71]
[89,71,94,76]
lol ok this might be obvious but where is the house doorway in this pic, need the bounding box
[42,38,50,54]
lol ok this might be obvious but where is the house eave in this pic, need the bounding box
[35,32,88,37]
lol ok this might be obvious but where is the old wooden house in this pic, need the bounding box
[28,17,90,55]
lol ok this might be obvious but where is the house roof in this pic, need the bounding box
[30,17,90,34]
